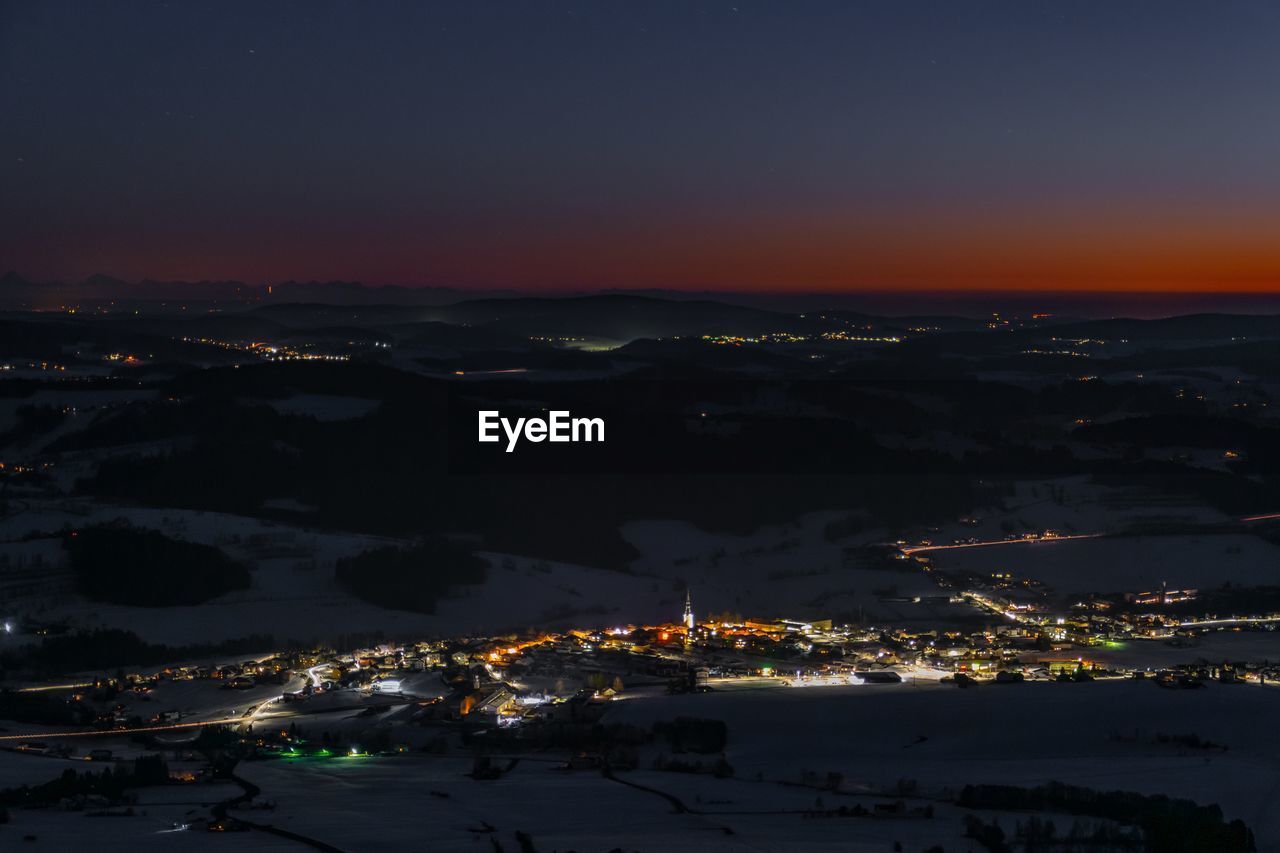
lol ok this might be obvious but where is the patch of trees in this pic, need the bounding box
[652,716,728,754]
[166,360,436,402]
[0,404,66,448]
[65,524,249,606]
[47,397,285,454]
[964,813,1013,853]
[969,813,1148,852]
[1154,732,1227,751]
[1092,464,1280,517]
[1076,414,1261,450]
[650,753,735,777]
[823,513,868,542]
[334,538,486,614]
[0,755,170,808]
[957,781,1256,853]
[1,628,274,674]
[0,689,95,726]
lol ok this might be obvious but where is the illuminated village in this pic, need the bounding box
[12,561,1280,752]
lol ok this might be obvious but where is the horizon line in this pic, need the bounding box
[8,271,1280,299]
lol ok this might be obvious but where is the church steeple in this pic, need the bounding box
[683,588,694,631]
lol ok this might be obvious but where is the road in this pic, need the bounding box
[306,664,329,688]
[1177,616,1280,628]
[902,510,1280,557]
[901,532,1100,555]
[0,693,418,742]
[0,714,252,743]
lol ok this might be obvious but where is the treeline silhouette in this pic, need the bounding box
[958,781,1255,853]
[334,538,487,613]
[0,755,171,808]
[66,525,249,606]
[1,628,275,674]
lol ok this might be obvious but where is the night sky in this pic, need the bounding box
[4,1,1280,292]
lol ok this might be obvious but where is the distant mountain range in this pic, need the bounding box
[6,271,1280,320]
[0,271,516,309]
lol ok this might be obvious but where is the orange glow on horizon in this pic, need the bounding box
[30,203,1280,294]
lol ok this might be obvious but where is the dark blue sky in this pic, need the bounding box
[4,1,1280,291]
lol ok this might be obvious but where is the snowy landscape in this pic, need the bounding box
[9,3,1280,846]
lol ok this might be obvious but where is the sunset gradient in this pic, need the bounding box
[4,1,1280,293]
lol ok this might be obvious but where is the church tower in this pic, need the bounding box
[683,588,695,631]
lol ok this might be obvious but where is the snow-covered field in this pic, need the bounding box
[1,503,669,644]
[0,787,294,853]
[262,394,380,421]
[1039,631,1280,669]
[929,532,1280,594]
[7,679,1277,851]
[233,753,985,853]
[38,548,670,647]
[619,477,1265,623]
[622,514,943,624]
[925,477,1233,544]
[5,475,1274,647]
[610,678,1280,849]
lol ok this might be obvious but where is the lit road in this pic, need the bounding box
[0,691,282,743]
[451,368,528,376]
[0,715,251,742]
[306,664,329,688]
[1177,616,1280,628]
[899,510,1280,557]
[0,693,417,743]
[901,532,1100,555]
[961,590,1031,623]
